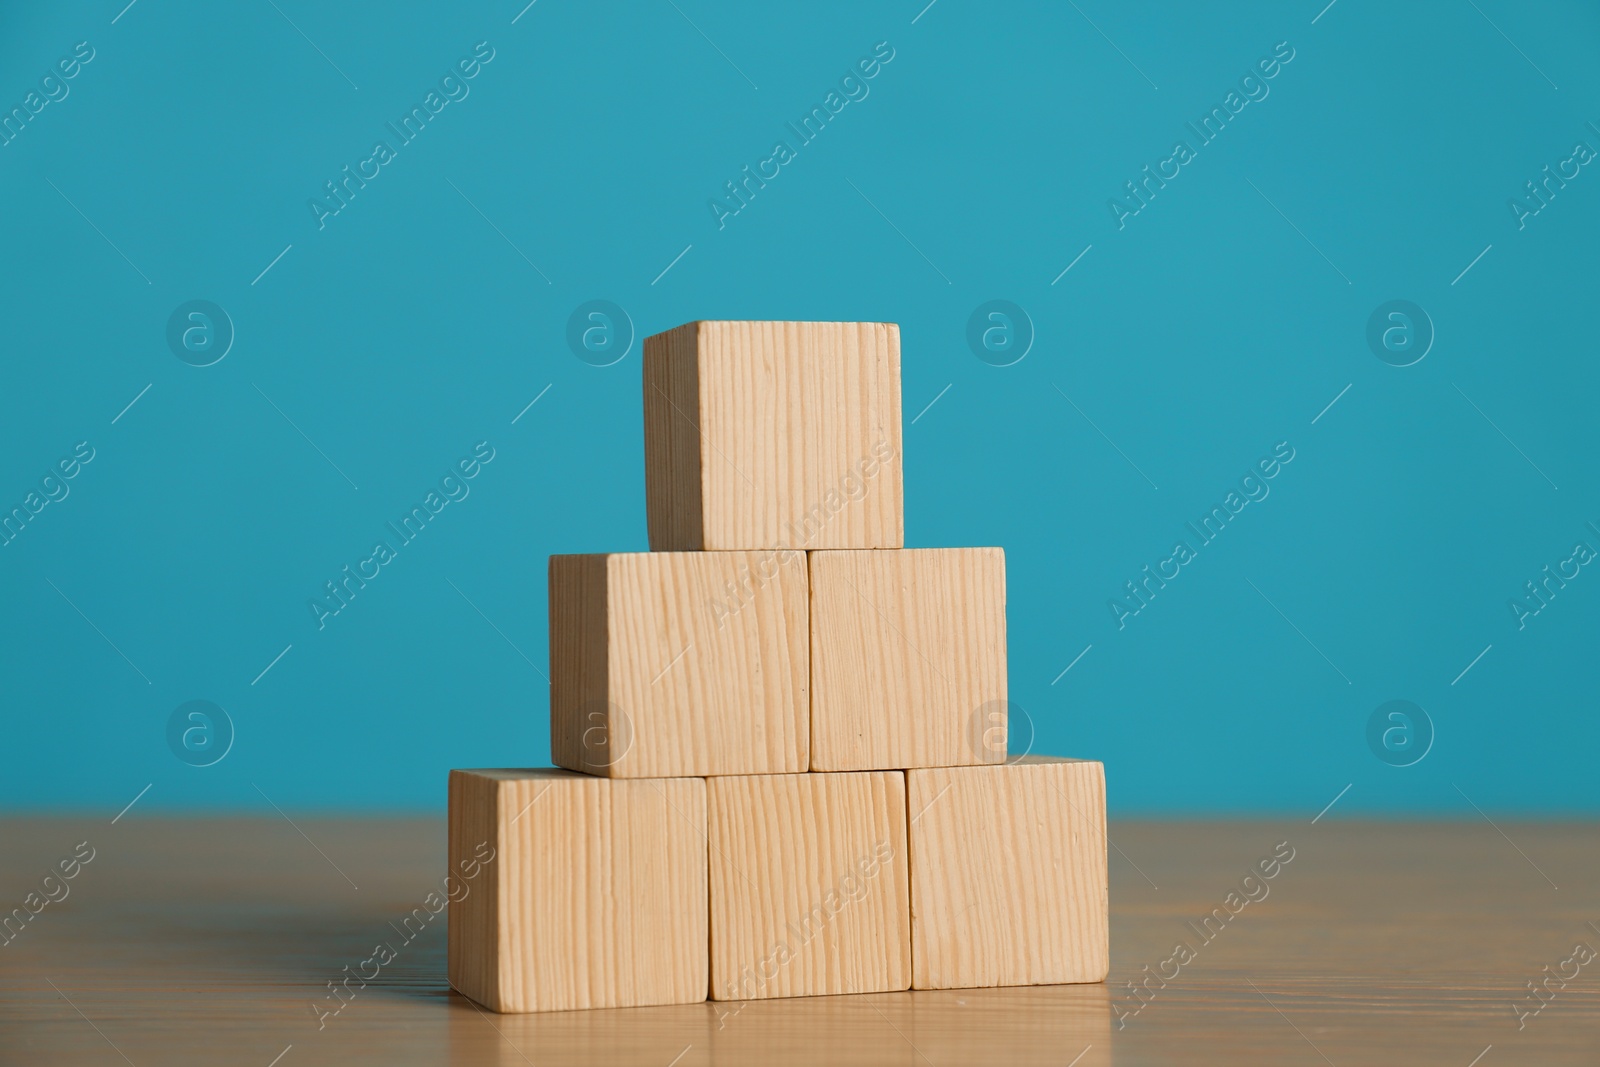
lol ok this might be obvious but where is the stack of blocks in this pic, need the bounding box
[447,321,1109,1013]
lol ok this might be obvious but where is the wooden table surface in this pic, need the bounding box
[3,816,1596,1065]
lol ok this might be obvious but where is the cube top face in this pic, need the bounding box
[643,321,904,552]
[808,547,1007,771]
[447,769,709,1013]
[549,551,809,778]
[906,758,1108,990]
[454,768,576,782]
[706,771,911,1001]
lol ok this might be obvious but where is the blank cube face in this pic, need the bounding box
[808,548,1007,772]
[907,758,1108,990]
[447,769,708,1012]
[549,552,809,778]
[707,771,911,1000]
[643,321,904,552]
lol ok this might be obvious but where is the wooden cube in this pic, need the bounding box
[808,547,1007,771]
[706,771,911,1000]
[906,757,1108,989]
[549,551,808,778]
[447,769,708,1012]
[643,321,904,552]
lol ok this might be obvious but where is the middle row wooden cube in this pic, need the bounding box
[549,547,1006,777]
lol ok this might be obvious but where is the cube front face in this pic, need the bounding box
[549,552,809,778]
[707,771,911,1001]
[447,769,709,1013]
[907,758,1109,990]
[808,547,1007,772]
[644,321,904,553]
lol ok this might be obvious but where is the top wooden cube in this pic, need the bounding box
[643,321,904,552]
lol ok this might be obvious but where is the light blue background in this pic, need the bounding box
[3,0,1596,814]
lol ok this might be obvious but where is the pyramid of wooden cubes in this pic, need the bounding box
[447,321,1109,1012]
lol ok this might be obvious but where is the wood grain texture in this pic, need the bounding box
[549,551,808,778]
[447,769,708,1012]
[907,757,1108,990]
[706,771,911,1000]
[643,321,904,552]
[9,816,1600,1064]
[641,321,703,552]
[808,547,1007,771]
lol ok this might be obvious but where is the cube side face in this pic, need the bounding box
[907,760,1108,990]
[689,321,904,552]
[809,547,1007,771]
[643,323,706,552]
[549,555,616,776]
[472,772,709,1012]
[447,770,504,1010]
[599,552,809,777]
[707,771,911,1001]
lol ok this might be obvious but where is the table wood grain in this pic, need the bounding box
[2,816,1596,1065]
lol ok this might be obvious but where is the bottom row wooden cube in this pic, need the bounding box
[908,756,1108,989]
[447,769,708,1013]
[708,770,910,1001]
[447,757,1106,1013]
